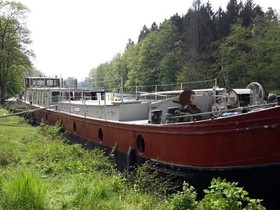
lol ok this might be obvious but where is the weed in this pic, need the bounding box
[0,172,46,210]
[0,140,20,167]
[0,148,17,166]
[127,161,177,197]
[198,177,265,209]
[167,182,198,210]
[38,120,65,141]
[4,103,35,124]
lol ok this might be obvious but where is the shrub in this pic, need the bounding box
[127,161,177,197]
[38,120,65,141]
[198,177,265,210]
[168,182,198,210]
[5,103,35,124]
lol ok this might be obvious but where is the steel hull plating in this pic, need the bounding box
[36,106,280,167]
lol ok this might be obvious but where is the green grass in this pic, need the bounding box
[0,107,266,209]
[0,172,46,210]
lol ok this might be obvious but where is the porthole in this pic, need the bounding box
[136,135,145,154]
[73,122,76,133]
[98,128,103,142]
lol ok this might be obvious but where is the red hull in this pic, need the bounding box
[34,106,280,169]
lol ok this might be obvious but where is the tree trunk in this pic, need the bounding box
[0,82,7,104]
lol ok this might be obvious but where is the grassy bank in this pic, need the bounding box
[0,107,265,209]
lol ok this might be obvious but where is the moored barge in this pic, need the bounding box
[19,76,280,209]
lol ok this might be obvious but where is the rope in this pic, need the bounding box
[0,105,57,119]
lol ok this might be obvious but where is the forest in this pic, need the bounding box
[89,0,280,97]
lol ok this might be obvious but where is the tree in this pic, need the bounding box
[240,0,264,28]
[27,68,45,77]
[123,43,140,92]
[150,22,159,32]
[156,19,183,86]
[223,0,242,36]
[104,53,127,92]
[89,62,110,89]
[214,7,227,39]
[249,11,280,93]
[138,25,150,43]
[0,1,32,103]
[180,2,217,82]
[136,31,162,91]
[64,77,77,89]
[87,0,280,95]
[217,22,252,88]
[125,38,134,50]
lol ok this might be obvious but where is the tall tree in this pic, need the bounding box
[157,19,183,86]
[214,7,227,39]
[138,25,150,43]
[248,10,280,92]
[240,0,264,28]
[240,0,255,28]
[89,62,110,89]
[125,38,134,50]
[123,44,140,92]
[136,31,162,91]
[217,22,252,88]
[181,1,216,82]
[0,1,32,103]
[223,0,242,36]
[104,53,127,92]
[150,22,159,32]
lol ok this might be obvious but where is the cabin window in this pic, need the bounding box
[36,79,45,86]
[136,135,145,154]
[101,93,105,100]
[45,114,48,121]
[91,92,97,100]
[53,79,59,87]
[46,79,54,87]
[63,92,70,100]
[74,92,82,100]
[98,128,103,142]
[52,92,60,102]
